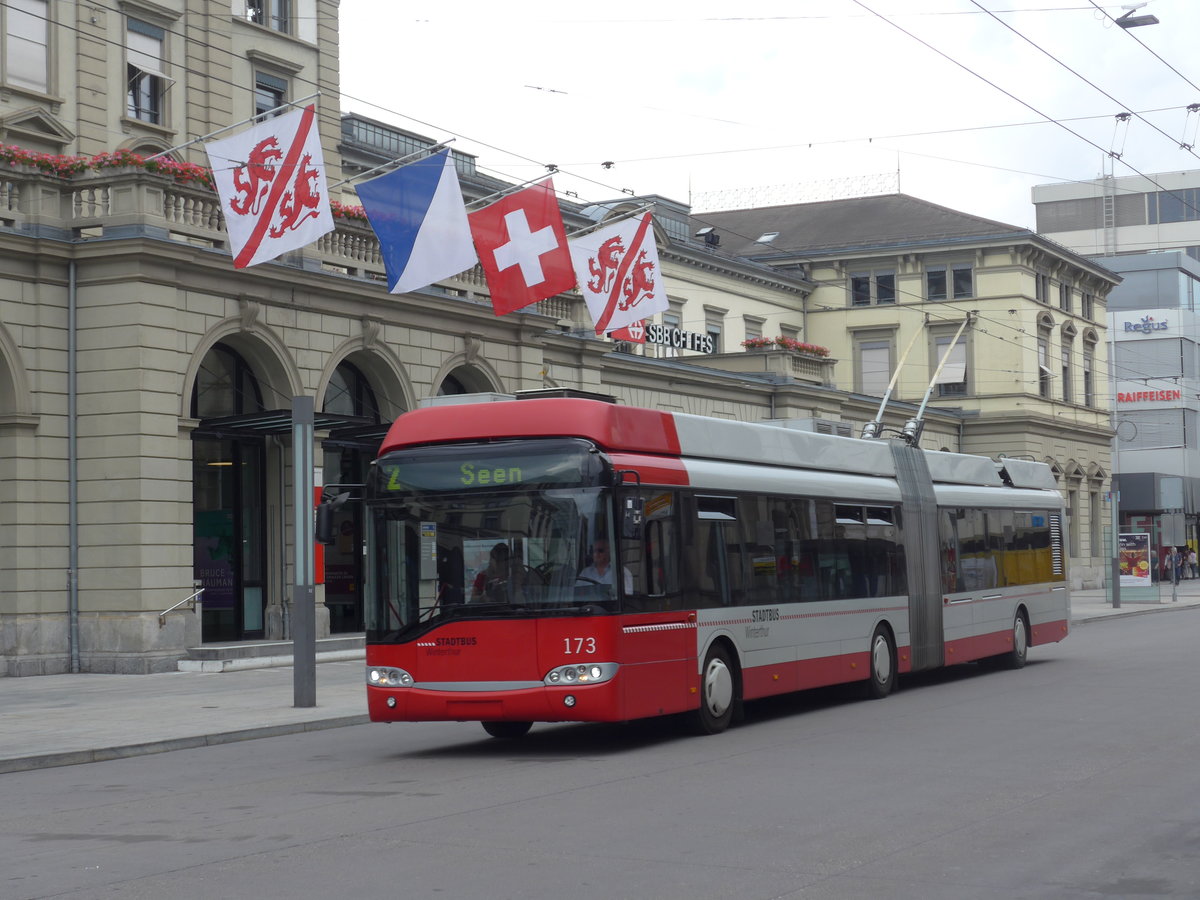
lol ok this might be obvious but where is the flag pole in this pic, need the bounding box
[567,202,656,239]
[465,175,557,210]
[144,92,322,161]
[328,140,455,190]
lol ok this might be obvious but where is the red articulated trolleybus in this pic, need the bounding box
[346,395,1068,739]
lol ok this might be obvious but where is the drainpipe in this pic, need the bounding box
[68,260,80,672]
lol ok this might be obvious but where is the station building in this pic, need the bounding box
[0,1,1116,674]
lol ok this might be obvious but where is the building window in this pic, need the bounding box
[1081,291,1094,320]
[927,264,973,301]
[246,0,291,33]
[1090,489,1102,558]
[850,270,896,306]
[856,336,893,396]
[1083,341,1096,407]
[1068,488,1080,557]
[779,325,800,343]
[254,71,287,120]
[1148,188,1200,225]
[1035,272,1050,304]
[1059,282,1072,313]
[743,316,763,342]
[933,333,968,397]
[324,361,380,420]
[659,306,682,359]
[127,19,166,124]
[1038,332,1052,398]
[1061,341,1072,403]
[4,0,48,93]
[705,307,725,354]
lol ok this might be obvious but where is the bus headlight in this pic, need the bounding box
[543,663,617,686]
[366,666,413,688]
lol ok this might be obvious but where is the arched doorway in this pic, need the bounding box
[190,344,269,642]
[321,360,384,633]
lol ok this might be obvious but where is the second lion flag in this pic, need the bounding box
[569,212,666,335]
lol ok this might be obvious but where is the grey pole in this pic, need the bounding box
[292,396,316,707]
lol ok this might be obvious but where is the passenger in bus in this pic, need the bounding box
[577,539,633,593]
[471,542,511,602]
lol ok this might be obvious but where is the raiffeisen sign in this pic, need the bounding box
[1124,315,1168,334]
[1117,389,1182,403]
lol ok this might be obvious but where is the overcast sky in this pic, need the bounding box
[337,1,1200,231]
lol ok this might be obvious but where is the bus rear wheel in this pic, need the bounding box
[866,626,896,699]
[482,721,532,739]
[692,643,737,735]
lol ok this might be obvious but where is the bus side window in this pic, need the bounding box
[743,497,780,606]
[957,507,997,590]
[699,522,728,607]
[939,509,960,593]
[686,495,729,608]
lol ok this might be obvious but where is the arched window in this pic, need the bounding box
[438,373,470,396]
[191,343,264,418]
[324,360,380,420]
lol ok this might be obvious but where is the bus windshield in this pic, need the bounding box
[364,439,618,641]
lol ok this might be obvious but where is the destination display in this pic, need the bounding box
[374,440,604,493]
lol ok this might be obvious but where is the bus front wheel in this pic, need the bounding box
[692,643,737,735]
[866,626,896,699]
[482,721,532,739]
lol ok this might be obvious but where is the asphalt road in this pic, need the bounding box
[3,613,1199,900]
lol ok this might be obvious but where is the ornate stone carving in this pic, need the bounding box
[362,316,382,351]
[463,332,481,365]
[238,295,261,331]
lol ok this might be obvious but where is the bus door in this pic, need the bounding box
[618,489,695,719]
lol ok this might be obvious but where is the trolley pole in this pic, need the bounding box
[292,396,316,708]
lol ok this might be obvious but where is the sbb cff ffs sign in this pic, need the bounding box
[644,323,715,354]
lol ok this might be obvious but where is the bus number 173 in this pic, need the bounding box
[564,637,596,655]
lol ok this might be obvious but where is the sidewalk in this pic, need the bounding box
[4,584,1200,775]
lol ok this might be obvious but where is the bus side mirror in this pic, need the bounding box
[315,491,350,545]
[621,496,644,539]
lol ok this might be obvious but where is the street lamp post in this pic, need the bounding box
[1111,443,1121,610]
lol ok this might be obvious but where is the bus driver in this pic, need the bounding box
[577,538,633,593]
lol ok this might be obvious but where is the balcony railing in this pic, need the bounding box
[0,166,586,318]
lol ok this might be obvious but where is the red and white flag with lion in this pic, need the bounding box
[569,212,666,336]
[205,105,335,269]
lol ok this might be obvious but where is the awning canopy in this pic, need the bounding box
[193,409,387,446]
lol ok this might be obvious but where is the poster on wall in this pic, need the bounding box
[1118,533,1152,587]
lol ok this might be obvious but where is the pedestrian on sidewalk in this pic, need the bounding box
[1189,548,1197,580]
[1151,547,1159,583]
[1171,547,1183,585]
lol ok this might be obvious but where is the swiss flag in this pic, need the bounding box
[609,320,646,343]
[468,179,575,315]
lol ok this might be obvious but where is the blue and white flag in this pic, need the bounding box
[355,149,478,294]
